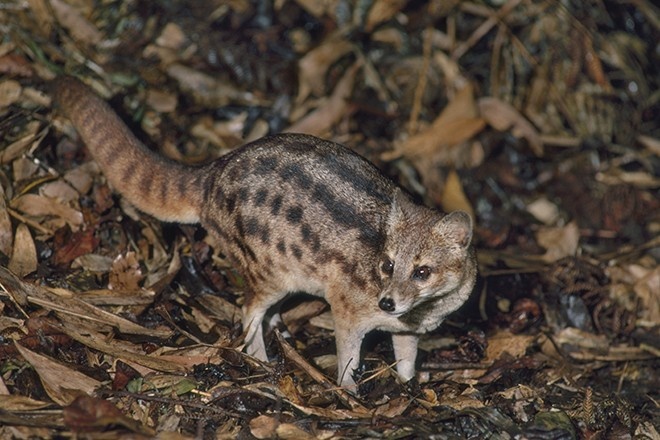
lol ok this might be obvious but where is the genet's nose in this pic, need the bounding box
[379,297,395,312]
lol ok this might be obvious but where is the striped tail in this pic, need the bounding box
[53,77,205,224]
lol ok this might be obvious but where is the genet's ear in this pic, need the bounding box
[387,189,415,230]
[434,211,473,248]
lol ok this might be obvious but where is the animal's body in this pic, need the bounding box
[53,77,477,388]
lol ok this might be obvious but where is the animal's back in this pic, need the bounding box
[202,134,398,295]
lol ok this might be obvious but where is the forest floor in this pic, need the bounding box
[0,0,658,438]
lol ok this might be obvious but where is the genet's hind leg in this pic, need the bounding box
[242,290,288,361]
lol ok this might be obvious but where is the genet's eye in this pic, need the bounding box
[412,266,432,281]
[381,258,394,275]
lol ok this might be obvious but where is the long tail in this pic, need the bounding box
[53,77,205,223]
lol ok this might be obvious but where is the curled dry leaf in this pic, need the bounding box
[8,223,37,277]
[478,97,544,156]
[296,35,353,104]
[385,83,486,161]
[285,60,362,136]
[49,0,103,45]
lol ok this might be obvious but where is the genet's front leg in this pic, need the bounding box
[392,333,419,382]
[333,318,368,389]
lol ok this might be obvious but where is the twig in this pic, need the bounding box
[452,0,523,61]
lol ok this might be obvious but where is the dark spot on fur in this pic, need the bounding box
[244,217,270,244]
[254,155,278,176]
[300,223,311,242]
[235,215,245,237]
[271,195,283,216]
[279,163,313,187]
[254,189,268,206]
[290,244,303,260]
[286,206,303,224]
[232,235,257,262]
[123,161,137,186]
[226,193,237,212]
[276,240,286,255]
[310,182,383,249]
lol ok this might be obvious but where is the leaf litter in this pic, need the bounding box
[0,0,658,438]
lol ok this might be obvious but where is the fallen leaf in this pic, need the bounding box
[365,0,408,32]
[386,83,486,161]
[15,343,101,406]
[0,185,13,255]
[50,0,103,45]
[8,223,37,277]
[250,414,280,439]
[536,221,580,263]
[478,97,544,156]
[11,194,83,230]
[285,60,362,136]
[440,170,475,219]
[0,79,22,108]
[296,35,354,103]
[63,395,154,435]
[526,197,560,225]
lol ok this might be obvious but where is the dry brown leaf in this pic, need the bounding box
[0,266,171,337]
[478,97,544,156]
[386,83,486,160]
[8,223,37,277]
[58,324,187,374]
[250,415,280,439]
[146,88,178,113]
[485,330,536,361]
[39,180,79,203]
[194,294,242,324]
[526,197,560,225]
[63,395,155,435]
[440,170,475,219]
[155,22,187,50]
[63,164,95,195]
[11,194,83,230]
[536,221,580,263]
[365,0,408,32]
[0,79,22,108]
[372,396,412,418]
[292,0,340,19]
[0,185,13,256]
[276,423,318,440]
[50,0,103,45]
[296,36,353,103]
[0,122,41,164]
[15,343,101,406]
[0,395,51,411]
[167,63,260,107]
[25,0,54,37]
[285,60,361,136]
